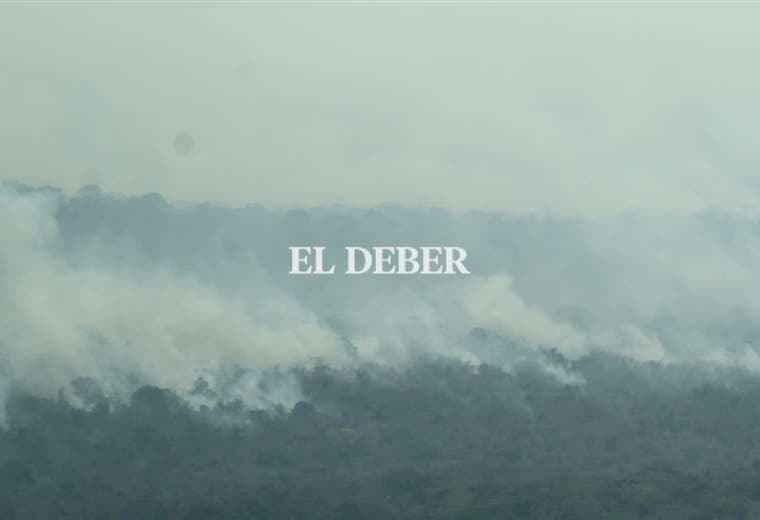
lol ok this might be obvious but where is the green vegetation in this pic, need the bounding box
[3,353,760,519]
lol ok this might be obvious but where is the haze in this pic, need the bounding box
[2,3,760,214]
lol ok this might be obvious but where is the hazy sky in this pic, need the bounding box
[2,3,760,214]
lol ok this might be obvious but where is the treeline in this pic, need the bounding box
[3,353,760,519]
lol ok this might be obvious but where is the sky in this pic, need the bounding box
[2,3,760,214]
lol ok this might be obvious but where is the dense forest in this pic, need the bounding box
[4,183,760,518]
[4,351,760,519]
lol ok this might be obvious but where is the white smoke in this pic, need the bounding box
[6,185,760,421]
[0,187,345,412]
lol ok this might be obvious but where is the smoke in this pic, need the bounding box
[0,186,345,412]
[4,183,760,419]
[0,184,596,415]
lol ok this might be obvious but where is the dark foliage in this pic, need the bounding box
[3,354,760,519]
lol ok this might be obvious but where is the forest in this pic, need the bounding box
[3,351,760,519]
[3,183,760,518]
